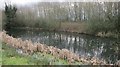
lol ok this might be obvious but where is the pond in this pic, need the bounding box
[7,29,120,64]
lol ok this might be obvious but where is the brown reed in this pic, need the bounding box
[0,31,107,65]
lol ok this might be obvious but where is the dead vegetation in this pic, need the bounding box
[0,31,110,65]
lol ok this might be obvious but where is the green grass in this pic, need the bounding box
[3,57,28,65]
[2,43,30,65]
[1,42,83,65]
[0,41,2,65]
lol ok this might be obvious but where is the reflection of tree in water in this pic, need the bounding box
[118,42,120,60]
[82,39,102,57]
[8,29,119,64]
[68,35,74,52]
[101,41,119,64]
[65,35,119,64]
[73,36,77,53]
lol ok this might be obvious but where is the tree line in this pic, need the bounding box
[3,2,120,37]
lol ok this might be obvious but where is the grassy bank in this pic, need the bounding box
[2,31,108,65]
[10,22,119,38]
[10,22,87,34]
[1,42,84,65]
[0,42,2,65]
[60,22,87,33]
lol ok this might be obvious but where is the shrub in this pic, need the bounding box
[86,17,116,34]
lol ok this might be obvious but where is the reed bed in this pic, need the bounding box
[0,31,107,65]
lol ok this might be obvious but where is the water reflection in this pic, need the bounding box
[7,29,119,64]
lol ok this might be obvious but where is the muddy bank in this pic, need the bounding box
[0,31,116,65]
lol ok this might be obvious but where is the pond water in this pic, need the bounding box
[7,29,120,64]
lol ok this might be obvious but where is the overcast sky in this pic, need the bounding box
[0,0,41,9]
[0,0,119,10]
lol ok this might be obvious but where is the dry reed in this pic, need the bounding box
[0,31,107,65]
